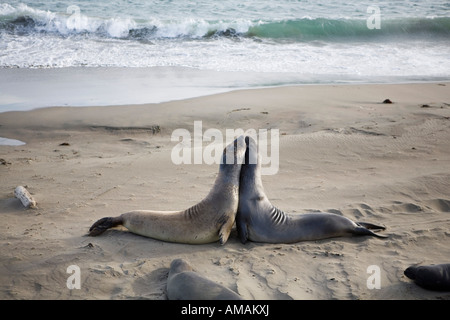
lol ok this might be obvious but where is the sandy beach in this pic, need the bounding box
[0,82,449,300]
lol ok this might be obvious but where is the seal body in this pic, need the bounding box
[167,258,243,300]
[89,135,246,245]
[236,136,387,244]
[404,263,450,291]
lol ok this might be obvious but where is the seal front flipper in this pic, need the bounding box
[218,215,235,245]
[88,216,123,236]
[235,215,249,244]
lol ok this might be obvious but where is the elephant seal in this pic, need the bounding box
[236,136,387,244]
[404,263,450,291]
[88,135,246,245]
[167,258,243,300]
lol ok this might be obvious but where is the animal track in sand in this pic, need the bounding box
[424,199,450,213]
[389,199,450,214]
[329,203,378,221]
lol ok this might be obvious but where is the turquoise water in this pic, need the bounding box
[0,0,449,79]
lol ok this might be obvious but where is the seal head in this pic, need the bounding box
[167,258,243,300]
[404,263,450,291]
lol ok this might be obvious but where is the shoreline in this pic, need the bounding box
[1,82,449,300]
[1,81,449,143]
[1,66,448,113]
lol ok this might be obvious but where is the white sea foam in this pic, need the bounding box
[0,137,26,146]
[1,28,449,78]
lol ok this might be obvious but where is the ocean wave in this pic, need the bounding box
[0,3,250,40]
[0,3,137,38]
[1,3,449,42]
[248,17,450,40]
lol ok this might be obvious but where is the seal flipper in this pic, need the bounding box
[218,216,235,245]
[88,216,123,236]
[235,216,249,244]
[353,226,388,239]
[357,222,386,230]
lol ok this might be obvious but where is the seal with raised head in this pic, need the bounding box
[167,258,243,300]
[236,136,387,244]
[404,263,450,291]
[88,135,246,245]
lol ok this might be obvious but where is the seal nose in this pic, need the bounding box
[404,266,417,280]
[221,135,246,165]
[235,135,247,161]
[244,135,258,165]
[170,258,193,273]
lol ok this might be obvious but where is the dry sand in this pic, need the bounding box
[0,82,449,300]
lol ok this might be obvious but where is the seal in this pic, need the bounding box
[88,135,246,245]
[404,263,450,291]
[236,136,387,244]
[167,258,243,300]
